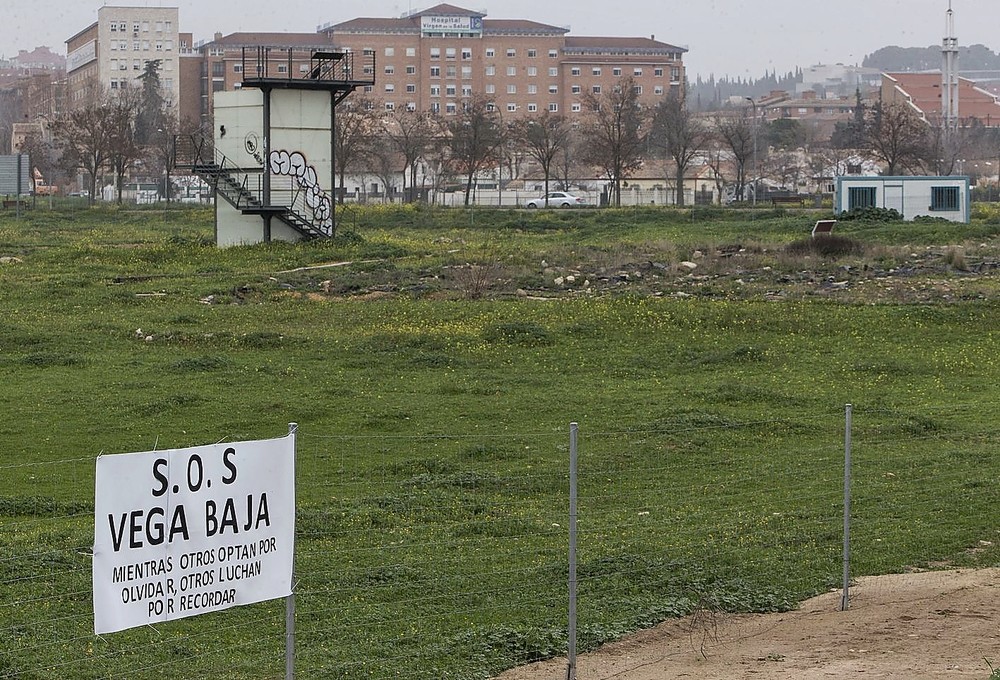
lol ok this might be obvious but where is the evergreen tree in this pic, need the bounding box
[135,59,167,146]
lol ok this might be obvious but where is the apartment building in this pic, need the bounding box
[65,6,187,110]
[319,3,686,116]
[753,89,860,141]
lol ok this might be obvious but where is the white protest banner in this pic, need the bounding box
[93,435,295,634]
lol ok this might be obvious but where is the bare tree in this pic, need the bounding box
[151,111,181,205]
[385,107,435,202]
[555,129,585,192]
[761,150,802,191]
[495,114,518,207]
[334,95,378,204]
[417,128,458,205]
[442,96,503,206]
[713,107,756,202]
[0,89,21,156]
[919,123,983,177]
[421,153,454,205]
[107,85,145,205]
[52,84,114,205]
[810,146,859,194]
[369,135,399,203]
[649,90,711,206]
[864,99,931,175]
[971,125,1000,194]
[580,77,647,206]
[517,112,573,206]
[705,147,728,204]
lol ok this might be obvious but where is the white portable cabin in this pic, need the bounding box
[835,176,970,223]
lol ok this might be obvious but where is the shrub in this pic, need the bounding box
[452,262,501,299]
[837,206,903,222]
[784,235,865,257]
[944,247,967,270]
[971,202,1000,224]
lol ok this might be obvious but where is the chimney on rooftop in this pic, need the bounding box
[214,32,222,42]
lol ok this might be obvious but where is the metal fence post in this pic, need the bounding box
[567,422,578,680]
[286,422,298,679]
[841,405,852,611]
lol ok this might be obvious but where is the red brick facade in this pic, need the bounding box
[320,3,685,117]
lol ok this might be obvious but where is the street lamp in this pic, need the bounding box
[745,97,757,207]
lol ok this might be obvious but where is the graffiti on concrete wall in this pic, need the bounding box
[268,149,333,232]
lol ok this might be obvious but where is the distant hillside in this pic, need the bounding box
[863,44,1000,72]
[687,43,1000,111]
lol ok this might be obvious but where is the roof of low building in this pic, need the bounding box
[206,32,334,48]
[327,5,678,46]
[564,36,687,53]
[886,72,1000,124]
[328,17,417,32]
[484,19,568,34]
[408,3,485,17]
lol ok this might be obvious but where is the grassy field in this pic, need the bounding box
[2,204,1000,678]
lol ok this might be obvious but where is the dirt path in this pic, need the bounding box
[494,569,1000,680]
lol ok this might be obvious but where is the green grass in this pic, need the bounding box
[2,204,1000,678]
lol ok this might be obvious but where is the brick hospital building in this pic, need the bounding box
[320,3,686,116]
[64,3,686,126]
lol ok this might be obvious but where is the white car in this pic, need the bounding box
[525,191,585,208]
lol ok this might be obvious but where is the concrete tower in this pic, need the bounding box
[942,0,960,131]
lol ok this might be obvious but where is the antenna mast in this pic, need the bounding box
[942,0,959,132]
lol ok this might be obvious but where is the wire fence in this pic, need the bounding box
[3,403,1000,679]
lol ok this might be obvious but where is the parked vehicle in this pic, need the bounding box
[33,170,58,196]
[525,191,585,208]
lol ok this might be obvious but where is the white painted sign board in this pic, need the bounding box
[93,436,295,634]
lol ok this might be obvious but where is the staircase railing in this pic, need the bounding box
[174,134,331,239]
[270,175,333,238]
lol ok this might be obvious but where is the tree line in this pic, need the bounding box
[863,44,1000,72]
[18,69,1000,211]
[336,76,715,207]
[337,75,1000,209]
[830,90,1000,177]
[17,60,183,205]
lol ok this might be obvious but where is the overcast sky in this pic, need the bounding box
[5,0,1000,79]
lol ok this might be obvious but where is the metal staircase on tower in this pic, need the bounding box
[173,48,374,240]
